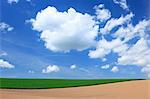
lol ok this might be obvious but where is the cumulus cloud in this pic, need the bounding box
[118,38,150,67]
[89,3,149,76]
[100,12,134,34]
[113,20,150,42]
[115,20,150,76]
[0,59,14,69]
[0,22,14,32]
[89,19,150,76]
[28,4,150,77]
[70,64,77,70]
[29,6,98,52]
[113,0,129,10]
[101,64,110,69]
[42,65,60,73]
[111,66,119,73]
[88,38,127,58]
[94,4,111,21]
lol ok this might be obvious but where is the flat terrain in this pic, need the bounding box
[0,78,134,89]
[0,80,150,99]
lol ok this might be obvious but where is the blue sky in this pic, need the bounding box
[0,0,150,79]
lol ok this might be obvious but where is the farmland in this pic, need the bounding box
[0,78,139,89]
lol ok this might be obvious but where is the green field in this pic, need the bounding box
[0,78,141,89]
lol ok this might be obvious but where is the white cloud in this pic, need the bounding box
[7,0,19,4]
[94,4,111,21]
[0,51,7,56]
[141,66,150,73]
[88,12,149,61]
[0,59,14,69]
[79,67,90,73]
[101,64,110,69]
[88,8,150,77]
[111,66,119,73]
[70,64,77,70]
[0,22,14,32]
[28,70,35,73]
[141,65,150,78]
[100,12,134,34]
[113,20,150,42]
[28,5,150,77]
[102,58,107,62]
[29,6,98,52]
[88,46,110,59]
[114,20,150,67]
[88,38,126,58]
[7,0,31,4]
[42,65,60,73]
[113,0,129,10]
[26,0,31,2]
[118,38,150,67]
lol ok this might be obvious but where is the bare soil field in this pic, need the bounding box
[0,80,150,99]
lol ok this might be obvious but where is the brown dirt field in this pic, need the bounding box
[0,80,150,99]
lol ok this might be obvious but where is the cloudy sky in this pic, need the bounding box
[0,0,150,79]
